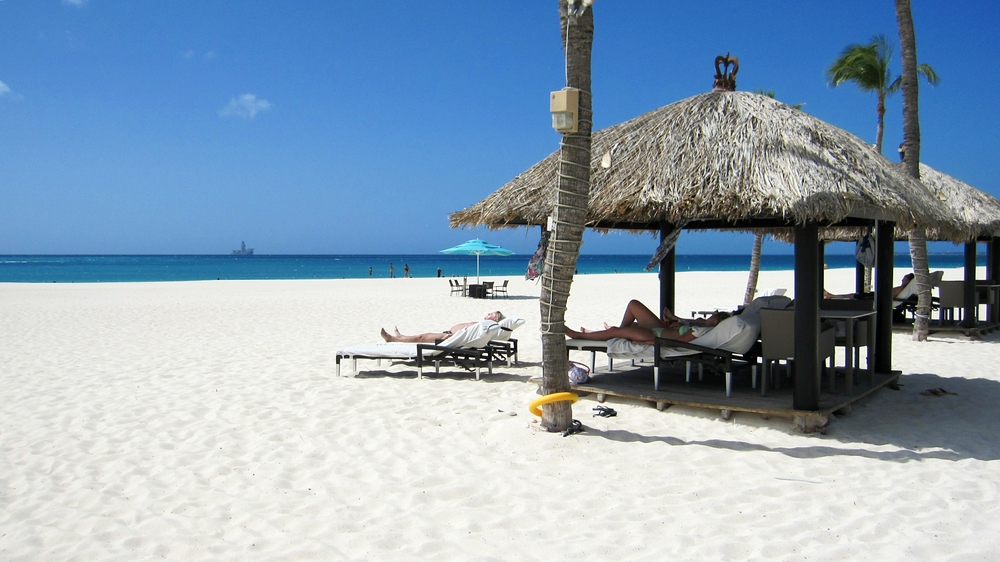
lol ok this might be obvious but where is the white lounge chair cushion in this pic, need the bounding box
[337,342,420,359]
[438,320,501,349]
[494,317,525,341]
[894,270,945,302]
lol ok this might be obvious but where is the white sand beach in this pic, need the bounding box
[3,268,999,560]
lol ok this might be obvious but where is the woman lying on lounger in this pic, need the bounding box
[381,311,504,343]
[603,299,729,330]
[565,300,729,345]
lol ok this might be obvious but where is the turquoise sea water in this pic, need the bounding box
[0,253,984,283]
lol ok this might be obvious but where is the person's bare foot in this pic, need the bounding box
[603,322,614,330]
[381,328,394,342]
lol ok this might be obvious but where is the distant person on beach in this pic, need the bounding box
[564,300,729,345]
[437,268,442,278]
[389,263,395,278]
[404,264,410,278]
[369,267,373,278]
[381,311,505,343]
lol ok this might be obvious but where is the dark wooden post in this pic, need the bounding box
[989,237,999,323]
[963,241,978,328]
[874,220,895,374]
[855,262,866,295]
[818,241,826,300]
[659,224,677,314]
[793,223,820,411]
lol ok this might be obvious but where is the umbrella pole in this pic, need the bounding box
[476,253,481,284]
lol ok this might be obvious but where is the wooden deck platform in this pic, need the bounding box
[568,363,900,432]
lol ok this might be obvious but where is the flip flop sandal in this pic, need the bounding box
[593,406,617,418]
[562,419,584,437]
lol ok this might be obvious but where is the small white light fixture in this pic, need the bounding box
[550,88,579,134]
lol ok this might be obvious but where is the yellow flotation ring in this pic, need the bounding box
[529,392,579,417]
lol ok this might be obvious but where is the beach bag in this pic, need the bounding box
[568,361,590,385]
[855,231,876,268]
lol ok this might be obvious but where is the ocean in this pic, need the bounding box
[0,253,985,283]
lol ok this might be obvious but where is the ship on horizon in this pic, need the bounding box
[232,241,254,256]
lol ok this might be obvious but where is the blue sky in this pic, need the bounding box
[1,1,997,256]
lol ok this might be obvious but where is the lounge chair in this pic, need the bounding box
[568,295,791,397]
[759,308,837,396]
[894,270,944,320]
[336,320,502,379]
[494,280,510,298]
[488,316,525,366]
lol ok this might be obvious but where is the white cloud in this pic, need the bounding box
[219,94,272,120]
[0,80,23,101]
[181,50,216,61]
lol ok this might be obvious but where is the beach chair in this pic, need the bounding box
[483,281,495,299]
[487,316,525,366]
[894,270,944,320]
[937,280,975,324]
[652,313,764,397]
[336,320,502,380]
[494,280,509,298]
[759,308,836,396]
[449,279,464,296]
[568,295,791,397]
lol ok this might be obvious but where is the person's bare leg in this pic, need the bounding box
[381,329,445,343]
[564,324,657,345]
[617,300,664,329]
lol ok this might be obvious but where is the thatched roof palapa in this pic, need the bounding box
[451,91,956,237]
[771,162,1000,245]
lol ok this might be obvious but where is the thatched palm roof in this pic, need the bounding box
[451,91,958,236]
[772,162,1000,244]
[913,163,1000,240]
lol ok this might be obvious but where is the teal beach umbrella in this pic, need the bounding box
[440,239,514,283]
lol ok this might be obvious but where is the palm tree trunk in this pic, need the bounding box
[744,233,763,305]
[875,92,886,155]
[539,0,593,432]
[896,0,931,341]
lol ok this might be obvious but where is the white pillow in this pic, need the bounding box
[439,320,500,348]
[691,315,758,354]
[494,317,525,341]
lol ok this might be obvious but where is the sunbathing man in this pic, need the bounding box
[381,311,504,343]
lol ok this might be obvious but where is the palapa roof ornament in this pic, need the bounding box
[713,53,739,92]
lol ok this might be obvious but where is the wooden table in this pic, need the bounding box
[820,309,876,395]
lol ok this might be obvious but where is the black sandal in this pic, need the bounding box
[593,406,617,418]
[562,419,584,437]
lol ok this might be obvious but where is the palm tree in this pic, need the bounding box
[827,33,939,154]
[895,0,932,341]
[744,233,763,305]
[538,0,593,432]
